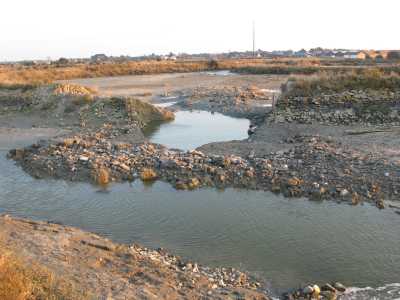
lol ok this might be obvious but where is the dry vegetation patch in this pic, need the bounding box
[282,69,400,97]
[0,246,88,300]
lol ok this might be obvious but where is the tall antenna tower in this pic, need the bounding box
[252,21,256,57]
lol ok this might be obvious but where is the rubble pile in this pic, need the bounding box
[129,243,264,293]
[9,132,400,209]
[273,90,400,125]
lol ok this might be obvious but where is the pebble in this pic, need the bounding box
[333,282,346,292]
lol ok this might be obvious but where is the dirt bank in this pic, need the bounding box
[0,215,270,300]
[0,83,178,146]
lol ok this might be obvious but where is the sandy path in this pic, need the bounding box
[0,127,69,150]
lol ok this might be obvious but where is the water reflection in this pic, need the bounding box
[143,110,250,150]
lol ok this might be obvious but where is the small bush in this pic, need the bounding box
[97,167,110,186]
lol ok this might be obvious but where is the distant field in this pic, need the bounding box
[1,58,400,87]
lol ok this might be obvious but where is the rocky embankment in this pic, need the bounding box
[0,215,269,300]
[272,89,400,125]
[9,127,400,209]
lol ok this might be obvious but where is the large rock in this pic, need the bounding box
[125,98,175,126]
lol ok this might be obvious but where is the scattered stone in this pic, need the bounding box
[303,285,314,295]
[321,283,336,292]
[376,199,385,210]
[333,282,346,292]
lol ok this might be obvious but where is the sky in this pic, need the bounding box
[1,0,399,61]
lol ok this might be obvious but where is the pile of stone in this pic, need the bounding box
[283,282,347,300]
[130,244,263,293]
[273,90,400,125]
[189,86,271,104]
[9,131,400,209]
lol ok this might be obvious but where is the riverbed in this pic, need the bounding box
[1,150,400,297]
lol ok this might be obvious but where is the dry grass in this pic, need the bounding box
[140,168,158,181]
[2,58,400,90]
[0,59,294,85]
[96,167,110,186]
[0,249,88,300]
[282,69,400,97]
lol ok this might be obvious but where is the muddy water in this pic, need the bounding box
[1,151,400,297]
[143,110,250,150]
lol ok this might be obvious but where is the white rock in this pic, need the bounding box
[79,155,89,162]
[303,285,314,294]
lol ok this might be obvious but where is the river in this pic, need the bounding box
[1,110,400,299]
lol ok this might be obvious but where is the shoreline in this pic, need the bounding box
[0,214,271,299]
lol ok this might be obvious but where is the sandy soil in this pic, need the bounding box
[65,72,287,100]
[0,127,69,150]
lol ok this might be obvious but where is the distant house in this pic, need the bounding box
[356,51,368,59]
[168,55,177,61]
[90,54,108,62]
[294,49,308,57]
[343,51,366,59]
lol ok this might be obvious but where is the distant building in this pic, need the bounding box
[294,49,308,57]
[356,51,368,59]
[344,51,363,59]
[168,55,177,61]
[90,54,108,62]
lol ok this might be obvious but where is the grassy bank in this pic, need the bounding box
[235,64,400,76]
[282,69,400,97]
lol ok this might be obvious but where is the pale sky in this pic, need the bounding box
[1,0,399,61]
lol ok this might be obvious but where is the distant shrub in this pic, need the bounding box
[208,59,219,70]
[96,167,110,186]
